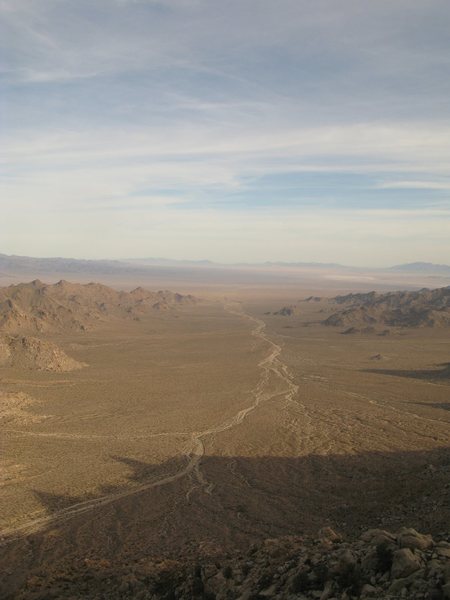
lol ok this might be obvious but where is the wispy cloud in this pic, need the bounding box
[377,180,450,191]
[1,1,450,263]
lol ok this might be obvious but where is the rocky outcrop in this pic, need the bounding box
[324,287,450,330]
[13,527,450,599]
[273,306,300,317]
[0,280,200,334]
[0,335,85,372]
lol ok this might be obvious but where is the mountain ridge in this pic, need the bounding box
[0,279,198,334]
[323,286,450,329]
[388,262,450,274]
[2,252,450,275]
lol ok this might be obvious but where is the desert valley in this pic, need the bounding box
[3,1,450,597]
[0,261,449,599]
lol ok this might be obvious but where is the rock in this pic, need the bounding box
[361,549,379,573]
[427,559,444,577]
[6,526,449,599]
[287,568,310,593]
[397,528,434,551]
[388,569,425,594]
[319,528,341,543]
[360,583,377,596]
[337,550,356,573]
[360,529,396,546]
[437,546,450,559]
[444,562,450,583]
[391,548,422,579]
[258,583,278,597]
[236,591,255,600]
[319,580,333,600]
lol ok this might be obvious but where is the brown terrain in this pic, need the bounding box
[323,287,450,330]
[0,277,449,599]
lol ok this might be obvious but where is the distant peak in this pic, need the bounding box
[389,262,450,273]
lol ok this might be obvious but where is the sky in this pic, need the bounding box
[1,0,450,266]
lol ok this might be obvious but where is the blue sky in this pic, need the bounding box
[1,0,450,265]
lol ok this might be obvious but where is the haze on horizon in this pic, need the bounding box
[1,0,450,267]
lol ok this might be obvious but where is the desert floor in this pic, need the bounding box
[0,292,449,596]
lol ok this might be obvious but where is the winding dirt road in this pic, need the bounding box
[0,303,301,545]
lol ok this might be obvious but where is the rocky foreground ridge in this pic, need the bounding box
[12,527,450,599]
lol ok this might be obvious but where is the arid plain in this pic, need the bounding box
[0,273,449,598]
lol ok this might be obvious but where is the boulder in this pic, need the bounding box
[391,548,422,579]
[360,529,396,546]
[397,527,433,551]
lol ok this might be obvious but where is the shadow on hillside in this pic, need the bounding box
[413,402,450,412]
[363,362,450,382]
[1,447,450,598]
[33,454,188,511]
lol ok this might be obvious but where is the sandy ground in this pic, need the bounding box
[0,293,449,597]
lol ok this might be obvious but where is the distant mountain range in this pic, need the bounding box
[125,257,215,267]
[0,253,139,275]
[0,253,449,278]
[127,259,450,272]
[388,262,450,274]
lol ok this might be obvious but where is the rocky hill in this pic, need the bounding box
[272,305,301,317]
[323,287,450,330]
[0,335,85,372]
[11,527,450,599]
[0,280,198,372]
[0,280,198,334]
